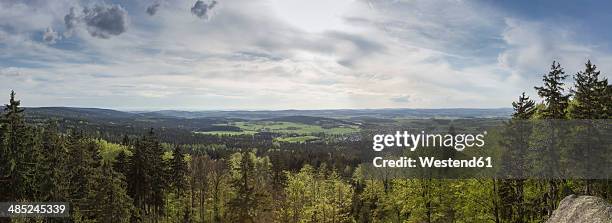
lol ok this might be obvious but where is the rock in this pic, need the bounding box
[546,195,612,223]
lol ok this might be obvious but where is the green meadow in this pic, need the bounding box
[194,121,360,142]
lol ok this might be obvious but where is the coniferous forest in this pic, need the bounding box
[0,60,611,223]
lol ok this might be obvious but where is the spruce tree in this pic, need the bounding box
[228,151,273,222]
[570,60,609,119]
[534,61,571,215]
[127,129,168,220]
[147,129,168,219]
[114,150,130,179]
[127,137,150,213]
[0,90,35,200]
[66,132,102,220]
[229,152,259,222]
[92,161,134,223]
[38,122,69,202]
[568,61,609,196]
[499,92,536,223]
[170,146,188,195]
[535,61,571,119]
[512,92,536,119]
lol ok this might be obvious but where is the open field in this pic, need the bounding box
[194,120,360,137]
[273,135,320,143]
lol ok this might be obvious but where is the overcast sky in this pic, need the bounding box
[1,0,611,110]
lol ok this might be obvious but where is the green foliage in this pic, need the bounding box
[170,146,189,195]
[280,165,354,223]
[91,161,133,222]
[1,59,611,223]
[126,129,170,221]
[0,90,36,200]
[228,151,274,222]
[569,60,609,119]
[196,121,360,138]
[534,61,571,119]
[97,139,131,161]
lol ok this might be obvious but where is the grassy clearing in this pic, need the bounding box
[235,121,359,135]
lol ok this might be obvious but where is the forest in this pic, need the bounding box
[0,60,611,223]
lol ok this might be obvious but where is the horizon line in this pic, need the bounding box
[23,106,513,112]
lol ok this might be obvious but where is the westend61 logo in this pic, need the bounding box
[371,131,492,168]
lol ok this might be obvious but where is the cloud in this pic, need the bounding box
[63,4,129,39]
[191,0,217,19]
[3,0,611,109]
[497,18,595,83]
[42,27,60,44]
[146,2,161,16]
[63,7,79,37]
[82,5,129,39]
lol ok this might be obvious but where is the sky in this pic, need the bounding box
[1,0,611,110]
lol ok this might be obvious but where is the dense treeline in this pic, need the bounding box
[0,60,610,222]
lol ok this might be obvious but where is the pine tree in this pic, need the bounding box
[568,61,609,196]
[37,122,69,202]
[0,90,35,200]
[170,146,188,195]
[92,161,134,223]
[114,150,130,179]
[229,152,258,223]
[512,92,536,119]
[499,92,536,223]
[535,61,571,119]
[127,129,168,220]
[570,60,609,119]
[228,151,273,222]
[534,61,571,216]
[147,129,169,219]
[66,132,102,220]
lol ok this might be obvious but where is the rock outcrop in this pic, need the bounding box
[547,195,612,223]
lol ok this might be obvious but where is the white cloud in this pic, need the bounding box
[1,0,610,109]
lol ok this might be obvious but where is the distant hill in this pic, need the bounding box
[21,107,511,134]
[26,107,512,121]
[26,107,140,120]
[263,115,356,126]
[136,108,513,119]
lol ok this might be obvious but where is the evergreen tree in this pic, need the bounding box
[92,161,134,223]
[170,146,188,195]
[0,90,35,200]
[499,92,536,223]
[568,61,609,196]
[148,129,169,219]
[535,61,571,119]
[114,150,130,179]
[127,137,149,222]
[127,129,169,220]
[228,151,273,222]
[37,122,69,202]
[534,61,571,215]
[570,60,609,119]
[66,132,102,220]
[229,152,258,223]
[512,92,536,119]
